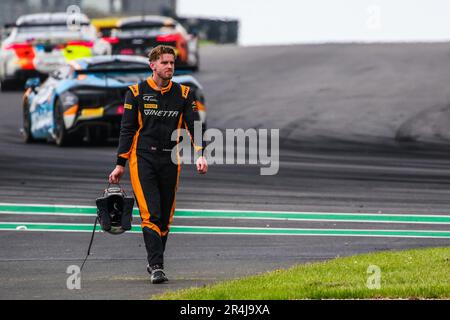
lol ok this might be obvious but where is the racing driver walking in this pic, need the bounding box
[109,45,208,284]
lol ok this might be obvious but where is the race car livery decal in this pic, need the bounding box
[61,44,93,61]
[12,44,35,70]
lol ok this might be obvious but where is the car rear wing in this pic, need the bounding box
[117,22,175,29]
[10,22,91,28]
[74,68,194,76]
[74,67,150,75]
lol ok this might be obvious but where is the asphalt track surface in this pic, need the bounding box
[1,43,450,299]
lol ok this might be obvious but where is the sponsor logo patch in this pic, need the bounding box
[143,94,157,101]
[124,103,133,110]
[144,110,179,117]
[129,84,139,96]
[144,103,158,109]
[180,85,190,99]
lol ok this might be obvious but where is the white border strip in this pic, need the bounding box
[1,221,449,234]
[1,227,449,239]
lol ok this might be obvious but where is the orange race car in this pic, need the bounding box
[101,15,200,71]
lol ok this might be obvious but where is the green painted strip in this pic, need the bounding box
[0,204,98,214]
[174,210,450,224]
[1,222,450,239]
[1,203,450,224]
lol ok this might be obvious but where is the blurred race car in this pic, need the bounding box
[103,15,200,71]
[0,12,111,90]
[22,55,206,146]
[91,17,123,38]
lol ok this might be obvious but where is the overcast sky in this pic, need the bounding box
[178,0,450,46]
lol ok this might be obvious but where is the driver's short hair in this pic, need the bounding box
[148,45,176,62]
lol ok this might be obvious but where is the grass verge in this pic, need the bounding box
[154,246,450,299]
[199,39,217,46]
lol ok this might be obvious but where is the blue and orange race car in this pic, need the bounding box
[22,55,206,146]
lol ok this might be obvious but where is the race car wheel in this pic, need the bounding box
[22,103,35,143]
[0,79,17,91]
[54,99,80,147]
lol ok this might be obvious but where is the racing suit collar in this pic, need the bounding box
[147,76,173,95]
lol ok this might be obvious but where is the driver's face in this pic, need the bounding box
[151,53,175,80]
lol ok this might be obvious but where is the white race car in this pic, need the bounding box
[0,12,111,91]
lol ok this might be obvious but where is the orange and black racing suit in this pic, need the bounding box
[116,77,204,267]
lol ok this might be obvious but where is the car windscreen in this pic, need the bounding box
[112,25,175,38]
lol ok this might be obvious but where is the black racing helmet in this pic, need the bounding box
[96,185,134,235]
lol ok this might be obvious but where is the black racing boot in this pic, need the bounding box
[147,264,168,284]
